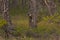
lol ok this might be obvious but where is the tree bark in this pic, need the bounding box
[1,0,13,39]
[28,0,37,28]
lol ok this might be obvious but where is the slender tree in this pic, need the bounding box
[28,0,37,28]
[44,0,56,16]
[21,0,26,8]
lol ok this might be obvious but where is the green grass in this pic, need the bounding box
[10,15,60,37]
[0,14,60,40]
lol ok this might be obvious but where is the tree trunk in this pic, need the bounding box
[1,0,13,39]
[28,0,37,28]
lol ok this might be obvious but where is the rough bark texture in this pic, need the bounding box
[1,0,13,38]
[28,0,37,28]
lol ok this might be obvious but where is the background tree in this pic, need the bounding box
[28,0,38,28]
[44,0,56,16]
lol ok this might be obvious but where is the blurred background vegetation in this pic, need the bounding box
[0,0,60,40]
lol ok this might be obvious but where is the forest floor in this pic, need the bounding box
[0,15,60,40]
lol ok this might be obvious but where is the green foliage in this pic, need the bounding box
[38,15,60,35]
[0,19,7,36]
[42,13,60,23]
[12,26,29,36]
[0,19,7,28]
[10,13,60,37]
